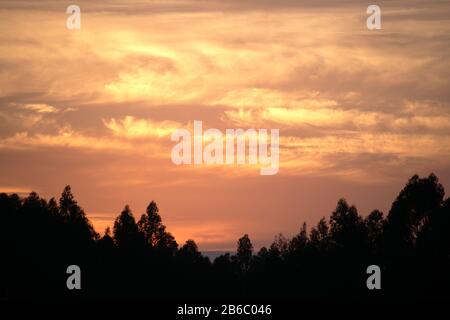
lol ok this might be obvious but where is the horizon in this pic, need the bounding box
[3,172,449,252]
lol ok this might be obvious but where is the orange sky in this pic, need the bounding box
[1,0,450,250]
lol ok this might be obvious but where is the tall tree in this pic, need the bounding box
[289,222,308,255]
[137,201,163,247]
[386,174,445,252]
[236,234,253,271]
[309,217,330,252]
[113,205,140,249]
[137,201,177,253]
[58,185,98,243]
[365,209,385,253]
[269,233,289,259]
[156,226,178,255]
[329,199,367,251]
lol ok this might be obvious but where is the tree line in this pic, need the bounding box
[1,173,450,299]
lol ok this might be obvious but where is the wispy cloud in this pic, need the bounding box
[103,116,183,139]
[0,128,132,151]
[23,103,58,113]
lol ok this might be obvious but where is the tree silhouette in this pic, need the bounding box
[1,173,450,300]
[365,210,385,254]
[155,227,178,255]
[98,227,115,249]
[329,198,367,252]
[309,217,329,252]
[385,174,445,254]
[113,205,140,249]
[137,200,177,254]
[58,185,98,246]
[269,233,289,260]
[177,239,207,266]
[289,222,308,255]
[236,234,253,271]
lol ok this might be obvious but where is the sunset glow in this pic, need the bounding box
[1,0,449,250]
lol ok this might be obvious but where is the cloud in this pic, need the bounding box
[214,88,337,109]
[0,127,132,152]
[224,102,450,135]
[103,116,183,139]
[23,103,58,113]
[276,133,450,182]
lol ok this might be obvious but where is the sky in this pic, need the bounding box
[1,0,450,251]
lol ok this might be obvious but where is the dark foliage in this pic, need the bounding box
[1,173,450,299]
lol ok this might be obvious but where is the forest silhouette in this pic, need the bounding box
[1,173,450,300]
